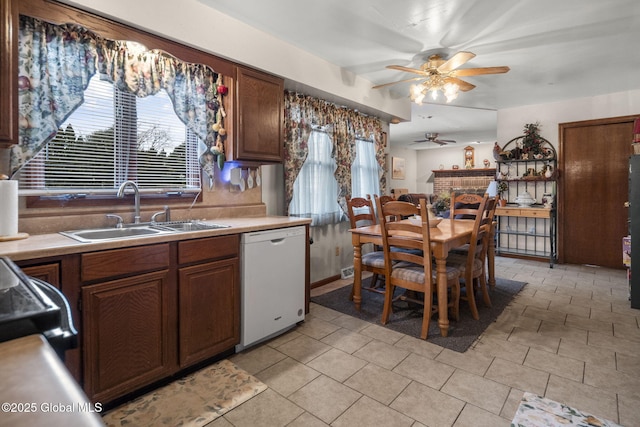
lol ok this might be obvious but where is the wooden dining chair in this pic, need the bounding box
[449,192,484,219]
[452,194,498,296]
[375,196,461,339]
[447,195,489,320]
[346,196,385,298]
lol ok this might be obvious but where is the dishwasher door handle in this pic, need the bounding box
[269,238,285,244]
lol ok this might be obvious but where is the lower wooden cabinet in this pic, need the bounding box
[178,258,239,367]
[78,236,240,403]
[82,270,172,403]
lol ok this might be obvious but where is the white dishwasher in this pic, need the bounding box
[236,226,306,352]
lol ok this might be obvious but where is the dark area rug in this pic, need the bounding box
[311,277,526,352]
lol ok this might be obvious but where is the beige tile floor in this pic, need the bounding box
[215,257,640,427]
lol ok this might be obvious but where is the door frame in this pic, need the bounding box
[557,115,638,264]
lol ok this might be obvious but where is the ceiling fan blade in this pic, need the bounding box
[386,64,427,75]
[372,76,424,89]
[437,51,475,73]
[437,139,457,143]
[453,66,510,76]
[411,139,428,144]
[445,77,476,92]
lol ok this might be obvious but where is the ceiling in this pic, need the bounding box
[200,0,640,149]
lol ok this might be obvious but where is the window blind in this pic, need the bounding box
[16,75,201,195]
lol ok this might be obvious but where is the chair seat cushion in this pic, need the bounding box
[447,253,483,276]
[362,251,385,268]
[391,261,460,283]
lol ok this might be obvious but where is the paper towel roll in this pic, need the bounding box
[0,180,18,237]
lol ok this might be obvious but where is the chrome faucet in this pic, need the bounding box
[117,181,141,224]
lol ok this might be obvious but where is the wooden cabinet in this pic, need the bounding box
[233,66,284,162]
[80,244,173,403]
[20,262,60,288]
[82,271,172,403]
[0,0,16,146]
[177,235,239,367]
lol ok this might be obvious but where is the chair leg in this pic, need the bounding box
[450,279,460,322]
[369,273,379,289]
[465,279,480,320]
[479,274,492,307]
[421,284,432,339]
[381,284,394,325]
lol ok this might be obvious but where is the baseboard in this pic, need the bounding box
[311,274,341,289]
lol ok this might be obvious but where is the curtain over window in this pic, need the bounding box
[12,15,227,191]
[289,128,342,226]
[283,91,386,224]
[352,138,381,199]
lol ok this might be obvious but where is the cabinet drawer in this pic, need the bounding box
[81,244,170,282]
[522,208,551,218]
[496,208,521,217]
[178,235,239,265]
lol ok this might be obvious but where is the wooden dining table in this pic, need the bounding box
[349,218,495,338]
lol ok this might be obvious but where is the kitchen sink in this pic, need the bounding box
[154,220,230,232]
[60,225,173,243]
[60,220,230,243]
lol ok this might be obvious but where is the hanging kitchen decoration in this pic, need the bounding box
[199,74,228,189]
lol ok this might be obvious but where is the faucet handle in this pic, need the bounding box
[151,206,170,223]
[106,214,124,229]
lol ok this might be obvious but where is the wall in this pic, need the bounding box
[497,90,640,148]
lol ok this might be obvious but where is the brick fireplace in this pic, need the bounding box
[433,168,496,195]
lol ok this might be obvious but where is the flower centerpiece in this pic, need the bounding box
[432,191,451,216]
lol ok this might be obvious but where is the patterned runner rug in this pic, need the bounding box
[103,359,267,427]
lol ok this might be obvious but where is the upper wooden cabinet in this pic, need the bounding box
[0,0,16,146]
[233,67,284,163]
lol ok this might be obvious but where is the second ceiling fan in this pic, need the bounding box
[412,133,456,146]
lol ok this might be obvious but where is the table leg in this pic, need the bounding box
[352,243,363,311]
[488,225,496,288]
[435,257,449,337]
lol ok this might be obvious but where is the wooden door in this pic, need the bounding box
[559,116,636,268]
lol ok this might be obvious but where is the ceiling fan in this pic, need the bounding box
[373,51,509,103]
[412,133,456,146]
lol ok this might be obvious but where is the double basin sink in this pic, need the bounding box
[61,220,230,243]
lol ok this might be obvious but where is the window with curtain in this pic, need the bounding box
[16,74,201,194]
[13,15,227,199]
[288,129,342,226]
[351,138,381,199]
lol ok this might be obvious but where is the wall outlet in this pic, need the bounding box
[335,246,340,256]
[341,266,354,279]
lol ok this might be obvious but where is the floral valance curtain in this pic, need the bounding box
[11,15,225,178]
[283,91,386,218]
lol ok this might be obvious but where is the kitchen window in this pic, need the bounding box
[13,14,228,204]
[16,75,201,196]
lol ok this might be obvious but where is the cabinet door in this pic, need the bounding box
[178,258,239,367]
[20,263,60,288]
[235,67,284,162]
[0,0,16,146]
[82,270,172,403]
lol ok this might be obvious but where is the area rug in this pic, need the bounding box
[511,392,622,426]
[311,277,526,352]
[102,359,268,427]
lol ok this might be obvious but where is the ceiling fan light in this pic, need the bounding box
[430,87,439,100]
